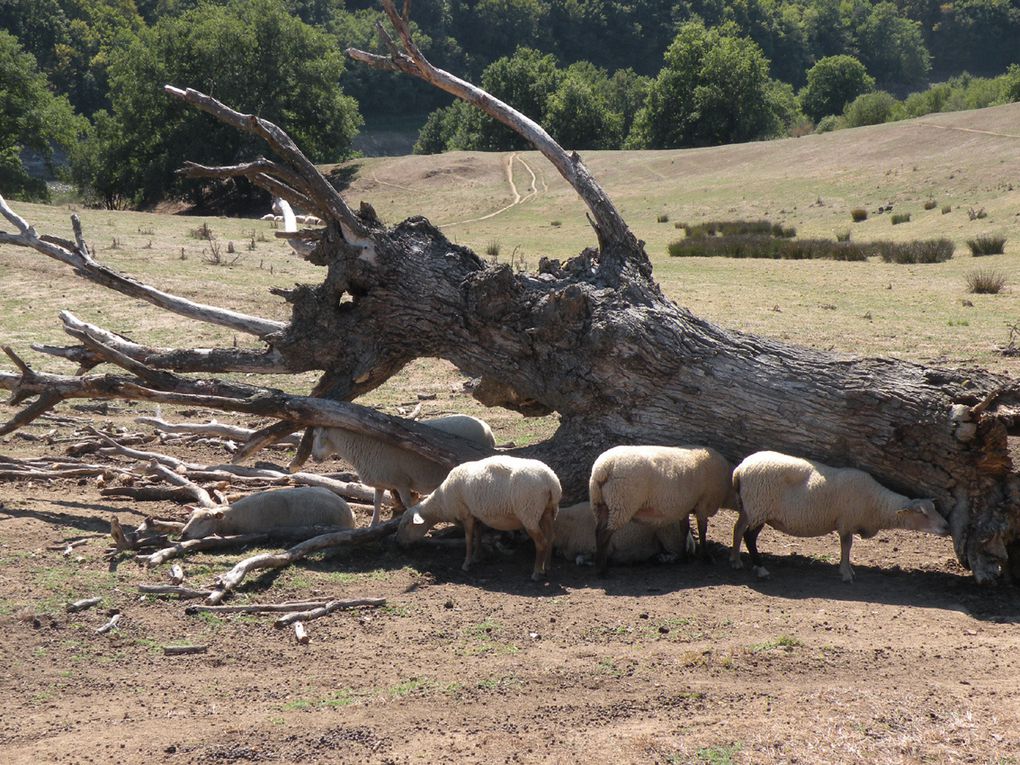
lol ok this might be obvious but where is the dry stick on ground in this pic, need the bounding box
[274,598,388,628]
[163,648,207,660]
[66,597,102,613]
[96,613,122,634]
[145,461,218,509]
[138,584,214,600]
[206,518,400,605]
[185,598,385,615]
[140,533,269,568]
[293,621,310,644]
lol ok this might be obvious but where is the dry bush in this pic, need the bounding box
[967,236,1006,256]
[966,269,1006,294]
[851,208,868,222]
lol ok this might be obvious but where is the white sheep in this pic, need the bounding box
[180,486,354,540]
[553,502,692,566]
[311,414,495,526]
[729,450,950,582]
[396,455,561,580]
[589,445,735,572]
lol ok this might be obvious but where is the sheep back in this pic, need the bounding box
[589,445,733,529]
[554,501,684,564]
[415,455,561,532]
[734,450,925,537]
[181,486,354,539]
[311,414,493,496]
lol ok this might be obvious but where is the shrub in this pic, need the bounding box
[190,222,214,240]
[941,205,952,214]
[666,235,867,261]
[967,236,1006,256]
[485,240,501,257]
[815,115,845,133]
[967,269,1006,294]
[891,213,911,225]
[851,208,868,222]
[656,213,670,223]
[876,238,954,264]
[681,220,793,239]
[924,199,937,210]
[549,221,562,227]
[835,230,851,242]
[844,91,899,127]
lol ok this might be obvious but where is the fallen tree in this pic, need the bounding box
[1,0,1018,583]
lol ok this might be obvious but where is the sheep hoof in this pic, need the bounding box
[753,565,770,580]
[531,571,545,582]
[841,569,855,583]
[730,557,743,570]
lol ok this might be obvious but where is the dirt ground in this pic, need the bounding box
[1,407,1018,765]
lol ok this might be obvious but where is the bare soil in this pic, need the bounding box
[1,408,1018,765]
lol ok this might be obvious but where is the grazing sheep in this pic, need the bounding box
[590,445,735,572]
[553,502,692,566]
[180,486,354,540]
[396,455,561,581]
[729,451,949,582]
[259,213,276,221]
[311,414,495,526]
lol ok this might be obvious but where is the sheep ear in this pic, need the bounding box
[412,512,425,525]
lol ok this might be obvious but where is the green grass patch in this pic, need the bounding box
[750,635,802,653]
[696,743,743,765]
[668,235,867,261]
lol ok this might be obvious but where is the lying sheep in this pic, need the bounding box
[311,414,495,526]
[590,445,734,573]
[180,486,354,540]
[730,450,950,582]
[553,502,692,566]
[396,455,561,581]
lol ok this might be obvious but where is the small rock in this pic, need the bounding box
[639,612,649,620]
[443,599,454,609]
[658,625,670,635]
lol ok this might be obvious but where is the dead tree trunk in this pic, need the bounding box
[1,0,1018,583]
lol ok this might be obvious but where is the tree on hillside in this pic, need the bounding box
[543,73,623,150]
[0,30,82,200]
[800,55,875,122]
[843,89,900,126]
[4,1,1017,587]
[855,2,931,89]
[627,20,787,148]
[71,0,360,206]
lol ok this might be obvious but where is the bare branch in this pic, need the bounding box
[347,0,640,269]
[0,195,285,338]
[146,461,218,509]
[273,597,387,627]
[179,161,324,218]
[206,518,399,604]
[59,312,289,375]
[135,415,301,445]
[164,86,373,241]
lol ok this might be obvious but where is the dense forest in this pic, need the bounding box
[2,0,1019,207]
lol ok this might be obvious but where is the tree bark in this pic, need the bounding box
[1,1,1018,583]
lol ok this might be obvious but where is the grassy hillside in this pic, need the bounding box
[2,102,1019,415]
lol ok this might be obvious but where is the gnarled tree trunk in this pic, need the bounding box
[1,0,1017,583]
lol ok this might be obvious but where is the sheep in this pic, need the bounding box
[553,502,692,566]
[259,213,276,221]
[396,455,561,581]
[180,486,354,540]
[590,445,735,573]
[729,450,950,582]
[311,414,495,526]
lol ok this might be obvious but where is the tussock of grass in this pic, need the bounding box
[967,236,1006,256]
[876,238,954,264]
[924,199,937,210]
[966,268,1006,294]
[668,236,866,261]
[850,207,868,222]
[656,213,670,223]
[891,213,911,225]
[681,219,795,239]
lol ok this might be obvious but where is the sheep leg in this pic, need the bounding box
[678,515,693,562]
[370,488,385,526]
[462,515,476,572]
[593,502,613,576]
[696,512,712,563]
[839,532,855,582]
[539,505,555,574]
[743,524,765,569]
[394,487,417,519]
[528,519,552,582]
[730,512,750,569]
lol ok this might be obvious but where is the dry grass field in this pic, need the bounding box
[1,104,1020,764]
